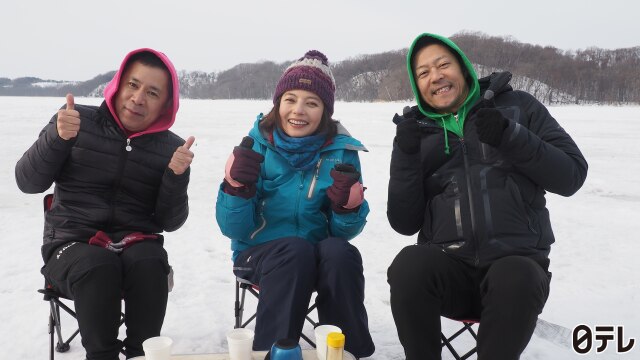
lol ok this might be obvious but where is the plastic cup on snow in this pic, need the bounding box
[142,336,173,360]
[227,327,255,360]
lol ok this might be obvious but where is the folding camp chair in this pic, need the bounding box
[441,317,479,360]
[38,286,126,360]
[234,277,319,347]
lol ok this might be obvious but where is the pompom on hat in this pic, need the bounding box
[273,50,336,115]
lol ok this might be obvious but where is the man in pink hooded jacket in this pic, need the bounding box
[16,48,194,360]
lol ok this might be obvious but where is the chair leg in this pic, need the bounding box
[48,311,54,360]
[51,298,81,352]
[441,332,462,360]
[305,302,318,328]
[236,282,259,329]
[242,313,257,328]
[441,321,478,360]
[302,302,317,348]
[50,301,71,353]
[234,281,242,328]
[43,289,126,358]
[240,285,259,328]
[459,322,477,359]
[460,348,477,360]
[464,322,478,340]
[300,332,316,348]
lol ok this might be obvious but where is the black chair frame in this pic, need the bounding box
[441,319,479,360]
[234,278,318,347]
[39,287,126,360]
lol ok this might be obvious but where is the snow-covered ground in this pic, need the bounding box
[2,97,638,359]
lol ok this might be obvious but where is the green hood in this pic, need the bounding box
[407,33,480,150]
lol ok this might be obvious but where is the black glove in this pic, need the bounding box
[327,164,364,214]
[475,108,508,147]
[394,107,421,154]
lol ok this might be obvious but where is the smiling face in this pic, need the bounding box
[278,89,325,137]
[413,43,469,114]
[114,61,171,132]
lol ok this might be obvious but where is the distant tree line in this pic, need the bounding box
[0,72,115,97]
[2,32,638,104]
[452,31,640,104]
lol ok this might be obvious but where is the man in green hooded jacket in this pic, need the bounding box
[386,33,587,359]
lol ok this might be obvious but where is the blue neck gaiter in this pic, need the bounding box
[272,127,326,171]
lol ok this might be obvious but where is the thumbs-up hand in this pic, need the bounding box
[168,136,195,175]
[225,136,264,185]
[223,136,264,199]
[56,94,81,140]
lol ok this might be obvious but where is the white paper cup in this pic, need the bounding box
[227,328,254,360]
[314,325,342,360]
[142,336,173,360]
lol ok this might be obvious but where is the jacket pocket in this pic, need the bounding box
[429,176,466,245]
[486,176,540,248]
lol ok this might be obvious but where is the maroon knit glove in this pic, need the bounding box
[327,164,364,214]
[224,137,264,199]
[89,231,120,252]
[111,232,158,251]
[89,231,157,253]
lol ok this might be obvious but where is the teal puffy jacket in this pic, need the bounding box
[216,116,369,260]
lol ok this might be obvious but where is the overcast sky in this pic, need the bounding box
[3,0,638,81]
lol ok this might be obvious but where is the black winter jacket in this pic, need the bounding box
[387,73,588,267]
[16,102,190,261]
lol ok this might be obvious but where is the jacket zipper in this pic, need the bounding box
[451,177,463,238]
[456,114,480,266]
[250,200,267,239]
[295,172,304,233]
[107,138,131,230]
[307,158,323,199]
[480,142,489,161]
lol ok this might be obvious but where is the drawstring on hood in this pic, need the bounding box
[407,33,480,154]
[103,48,180,138]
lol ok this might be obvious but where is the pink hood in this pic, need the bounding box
[103,48,180,137]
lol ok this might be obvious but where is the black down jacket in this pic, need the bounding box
[16,102,190,262]
[387,73,588,267]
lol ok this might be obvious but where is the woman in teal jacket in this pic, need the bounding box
[215,50,374,358]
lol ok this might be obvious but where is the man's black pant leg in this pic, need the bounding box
[478,256,550,360]
[120,241,170,358]
[388,245,479,360]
